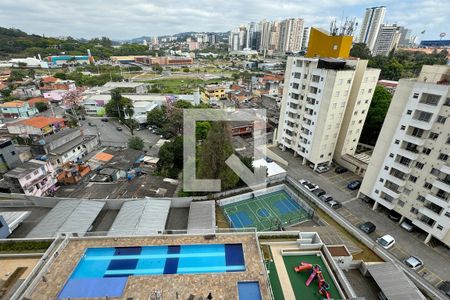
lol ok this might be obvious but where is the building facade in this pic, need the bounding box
[3,159,57,196]
[0,138,21,173]
[373,24,401,56]
[278,18,304,53]
[276,57,379,169]
[0,101,38,118]
[358,6,386,52]
[359,65,450,246]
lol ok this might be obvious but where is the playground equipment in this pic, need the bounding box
[294,262,331,299]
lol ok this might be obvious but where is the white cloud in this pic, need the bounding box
[0,0,447,40]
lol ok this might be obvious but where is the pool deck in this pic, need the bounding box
[30,233,270,300]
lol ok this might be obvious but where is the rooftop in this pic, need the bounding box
[4,159,48,178]
[0,100,26,108]
[15,116,64,129]
[103,148,144,170]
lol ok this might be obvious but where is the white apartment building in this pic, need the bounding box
[278,18,304,53]
[360,65,450,246]
[301,27,310,51]
[373,24,401,56]
[276,57,379,169]
[358,6,386,52]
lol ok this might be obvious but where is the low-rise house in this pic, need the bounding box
[26,97,49,109]
[11,85,42,99]
[0,100,38,118]
[7,116,65,138]
[56,162,91,185]
[3,159,57,196]
[30,128,99,166]
[0,138,21,173]
[201,85,226,103]
[91,148,144,181]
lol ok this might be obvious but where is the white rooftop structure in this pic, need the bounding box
[253,158,287,178]
[108,199,171,236]
[367,262,426,300]
[187,201,216,234]
[0,211,31,238]
[27,200,105,238]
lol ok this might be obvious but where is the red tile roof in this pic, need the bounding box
[0,100,26,108]
[41,76,58,84]
[27,97,49,107]
[19,116,64,128]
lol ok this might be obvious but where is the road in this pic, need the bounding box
[80,116,161,150]
[270,146,450,286]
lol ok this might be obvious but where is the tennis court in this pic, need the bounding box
[222,190,311,231]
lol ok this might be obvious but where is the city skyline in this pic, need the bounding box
[0,0,448,41]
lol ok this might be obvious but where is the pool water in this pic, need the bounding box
[58,243,245,299]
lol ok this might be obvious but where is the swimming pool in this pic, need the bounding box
[58,243,245,299]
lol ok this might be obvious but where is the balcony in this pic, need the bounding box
[416,102,440,114]
[386,174,406,187]
[419,206,441,220]
[440,165,450,175]
[411,118,433,130]
[413,216,435,231]
[403,134,425,146]
[397,147,419,160]
[425,193,448,209]
[382,186,401,199]
[392,161,412,174]
[433,179,450,194]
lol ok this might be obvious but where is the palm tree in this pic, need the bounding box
[124,104,135,135]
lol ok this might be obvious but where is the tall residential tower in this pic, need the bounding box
[358,6,386,52]
[360,65,450,247]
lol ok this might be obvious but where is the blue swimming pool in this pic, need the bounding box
[58,243,245,299]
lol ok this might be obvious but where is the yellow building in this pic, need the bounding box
[201,85,226,103]
[305,27,352,59]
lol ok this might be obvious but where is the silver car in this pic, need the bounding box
[403,256,423,270]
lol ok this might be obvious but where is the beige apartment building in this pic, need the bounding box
[359,65,450,246]
[276,56,379,170]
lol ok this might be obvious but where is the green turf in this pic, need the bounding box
[222,190,310,231]
[282,254,341,300]
[266,260,285,300]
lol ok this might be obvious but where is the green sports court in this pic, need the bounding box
[221,190,312,231]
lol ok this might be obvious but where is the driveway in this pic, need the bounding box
[270,146,450,286]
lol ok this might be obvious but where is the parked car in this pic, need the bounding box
[319,194,333,202]
[347,180,361,190]
[299,179,309,185]
[116,127,123,131]
[101,117,108,122]
[303,182,319,192]
[388,210,401,222]
[437,281,450,298]
[403,256,423,270]
[312,188,326,197]
[376,234,396,249]
[400,221,415,232]
[315,165,330,174]
[359,221,376,234]
[327,200,342,209]
[335,166,348,174]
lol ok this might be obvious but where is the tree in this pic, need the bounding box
[360,85,393,145]
[105,89,132,118]
[124,103,135,135]
[183,67,190,73]
[157,136,183,178]
[350,43,372,59]
[198,121,240,190]
[34,102,48,112]
[128,136,144,150]
[196,121,211,140]
[152,63,163,74]
[147,107,167,127]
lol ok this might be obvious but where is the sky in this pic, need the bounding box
[0,0,449,41]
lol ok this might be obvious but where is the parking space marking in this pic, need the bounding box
[342,197,358,204]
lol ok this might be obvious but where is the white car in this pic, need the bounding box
[315,165,330,174]
[376,234,396,249]
[403,256,423,270]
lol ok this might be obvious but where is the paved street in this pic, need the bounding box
[269,146,450,286]
[81,116,161,150]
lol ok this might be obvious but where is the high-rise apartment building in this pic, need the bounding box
[398,26,414,47]
[359,65,450,246]
[278,18,304,53]
[358,6,386,52]
[301,27,310,51]
[258,19,272,52]
[229,26,247,51]
[276,57,380,169]
[373,24,401,56]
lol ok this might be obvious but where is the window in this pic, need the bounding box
[422,148,431,155]
[33,170,38,175]
[445,212,450,218]
[379,178,384,183]
[415,162,424,169]
[413,93,419,99]
[417,195,425,202]
[408,175,417,183]
[389,153,394,158]
[447,136,450,145]
[375,189,379,194]
[437,225,443,231]
[401,125,406,130]
[424,182,433,189]
[398,200,405,207]
[445,97,450,106]
[438,153,449,161]
[429,132,439,140]
[368,88,372,93]
[347,79,351,84]
[25,175,31,180]
[395,139,400,144]
[430,168,440,176]
[384,166,389,170]
[335,91,340,97]
[407,110,412,115]
[410,207,419,214]
[437,115,447,124]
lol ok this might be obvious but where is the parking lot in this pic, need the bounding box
[270,146,450,288]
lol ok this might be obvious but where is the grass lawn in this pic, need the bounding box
[282,254,341,300]
[267,260,285,300]
[148,77,226,94]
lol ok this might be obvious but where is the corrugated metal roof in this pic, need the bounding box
[27,200,104,238]
[187,201,215,234]
[368,262,426,300]
[108,199,170,236]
